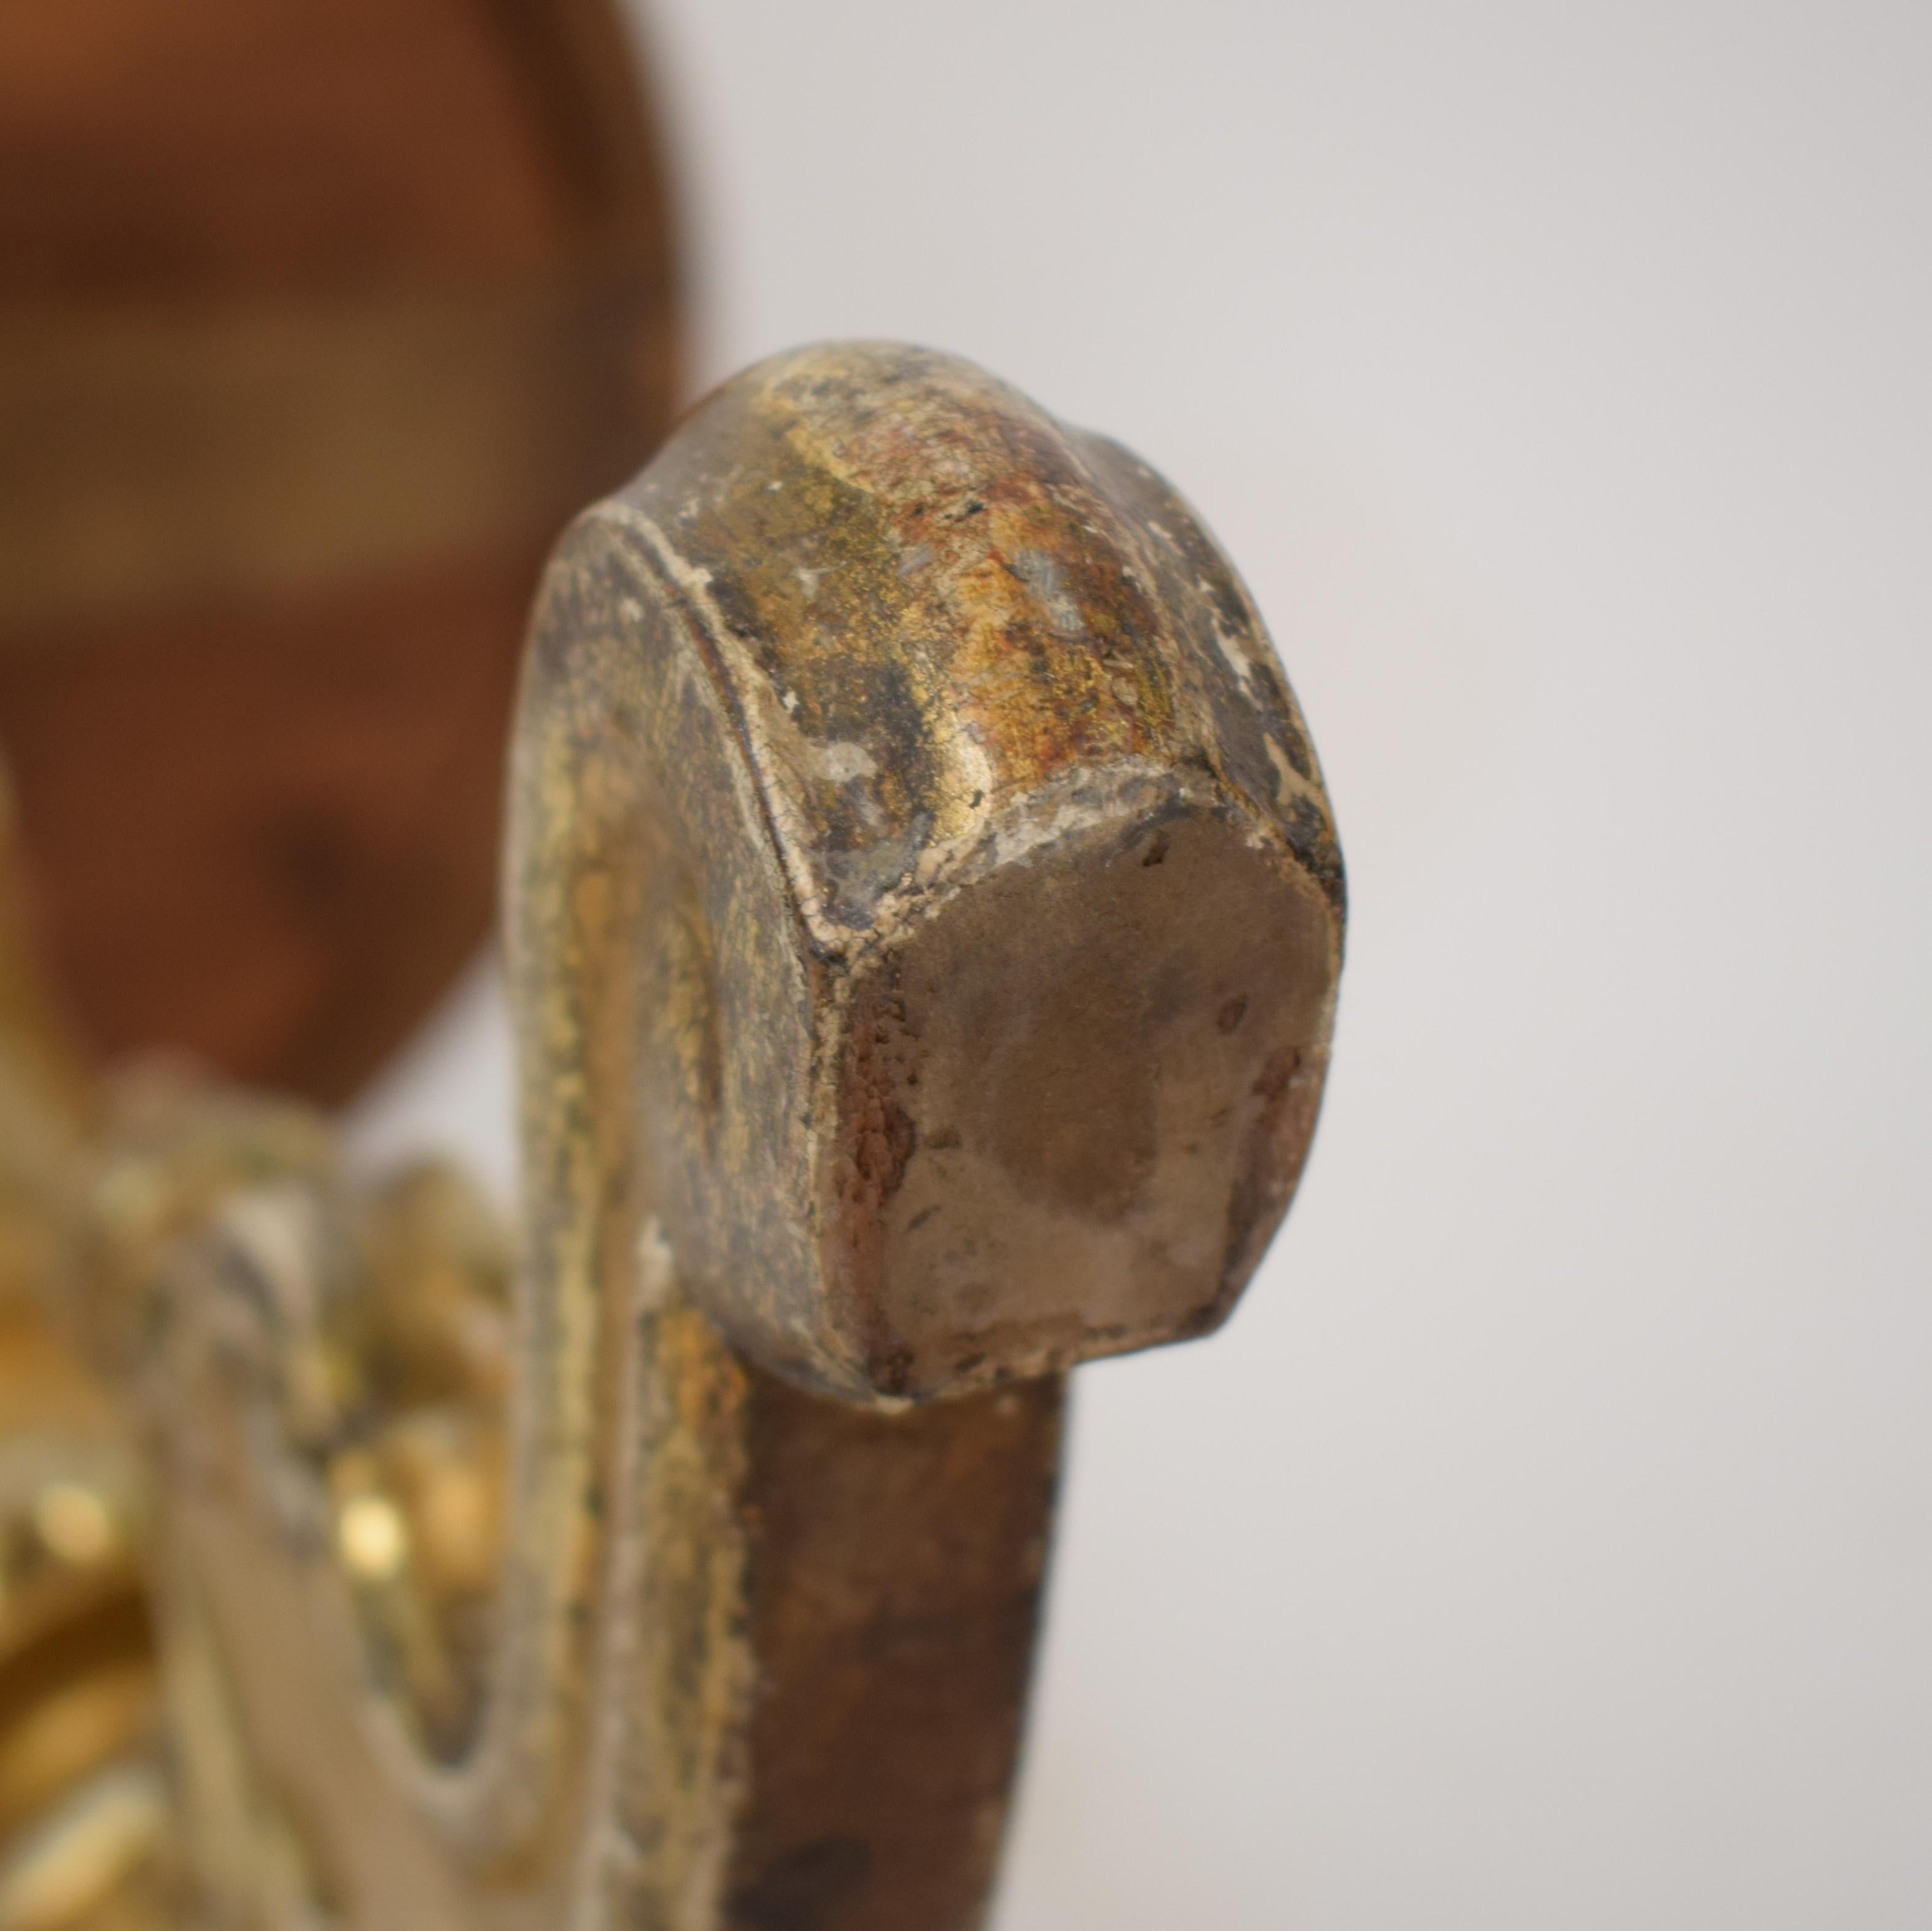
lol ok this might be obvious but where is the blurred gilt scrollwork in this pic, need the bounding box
[0,764,515,1930]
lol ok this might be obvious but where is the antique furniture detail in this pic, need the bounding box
[0,343,1344,1930]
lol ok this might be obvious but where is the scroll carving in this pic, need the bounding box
[0,344,1343,1930]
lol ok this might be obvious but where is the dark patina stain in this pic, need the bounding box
[1220,1044,1305,1286]
[727,1834,872,1930]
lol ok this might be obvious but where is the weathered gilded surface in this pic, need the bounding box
[0,343,1344,1931]
[519,342,1343,1404]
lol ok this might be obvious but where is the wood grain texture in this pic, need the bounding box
[0,555,535,1101]
[0,0,680,1103]
[725,1373,1063,1931]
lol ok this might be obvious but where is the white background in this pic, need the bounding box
[351,4,1932,1923]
